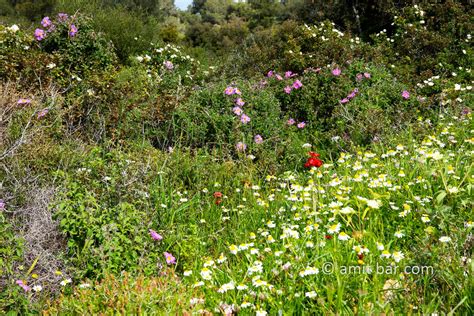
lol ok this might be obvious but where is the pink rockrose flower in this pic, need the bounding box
[41,17,52,28]
[254,134,263,144]
[17,98,31,105]
[402,90,410,99]
[164,252,176,264]
[297,122,306,129]
[69,24,78,37]
[236,142,247,152]
[292,80,303,89]
[34,28,46,41]
[332,68,341,76]
[235,98,245,106]
[240,114,250,124]
[149,229,163,241]
[233,106,243,116]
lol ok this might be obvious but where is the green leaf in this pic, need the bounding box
[436,191,447,205]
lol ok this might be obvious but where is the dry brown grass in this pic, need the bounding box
[17,186,69,290]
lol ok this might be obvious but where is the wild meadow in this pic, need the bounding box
[0,1,473,315]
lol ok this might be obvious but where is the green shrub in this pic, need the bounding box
[161,79,294,160]
[132,43,202,87]
[0,211,26,313]
[0,24,52,86]
[371,2,473,85]
[0,13,117,89]
[162,60,438,169]
[224,20,381,78]
[52,148,164,278]
[61,42,203,144]
[34,13,117,85]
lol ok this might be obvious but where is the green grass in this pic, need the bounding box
[169,113,473,315]
[20,112,471,315]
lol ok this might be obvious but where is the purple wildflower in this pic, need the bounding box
[254,134,263,144]
[356,73,363,81]
[232,106,243,116]
[287,118,295,125]
[37,108,49,119]
[236,142,246,152]
[267,70,274,77]
[284,86,292,94]
[41,17,52,28]
[297,122,306,129]
[57,13,68,21]
[235,98,245,106]
[224,87,234,95]
[402,90,410,99]
[17,98,31,105]
[149,229,163,241]
[461,107,471,116]
[285,71,295,78]
[332,68,341,76]
[16,280,30,292]
[347,88,359,99]
[0,199,5,211]
[34,28,46,41]
[240,114,250,124]
[164,60,174,70]
[364,72,371,79]
[292,80,303,89]
[69,24,78,37]
[275,74,283,81]
[340,98,349,104]
[164,252,176,265]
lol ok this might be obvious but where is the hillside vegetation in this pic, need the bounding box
[0,1,473,314]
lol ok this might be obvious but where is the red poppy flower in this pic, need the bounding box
[304,157,323,168]
[325,235,332,240]
[357,253,364,260]
[213,192,223,199]
[305,152,323,168]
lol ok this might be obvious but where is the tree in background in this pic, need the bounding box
[190,0,233,24]
[286,0,434,39]
[3,0,56,20]
[185,0,250,52]
[247,0,283,29]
